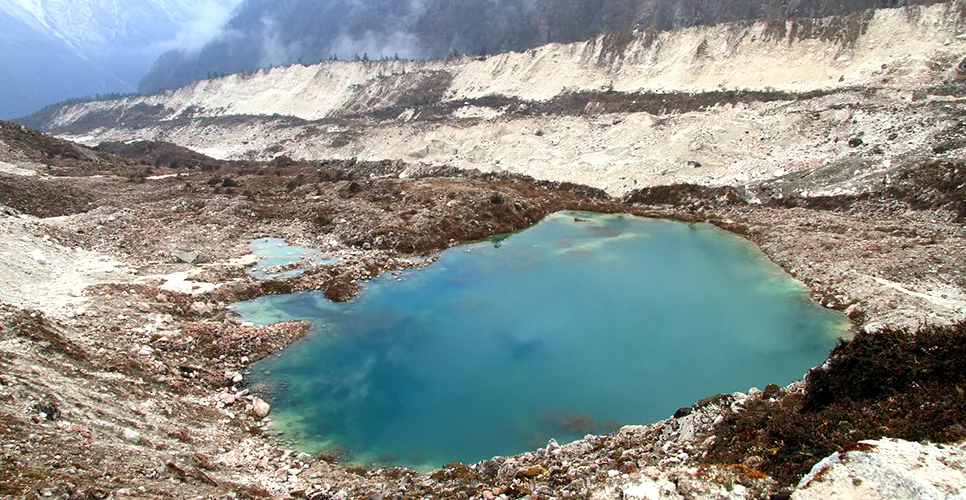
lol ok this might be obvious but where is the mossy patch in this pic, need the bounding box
[703,321,966,490]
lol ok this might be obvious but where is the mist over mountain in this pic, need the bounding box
[138,0,926,94]
[0,0,240,119]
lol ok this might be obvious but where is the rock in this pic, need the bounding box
[844,304,860,318]
[172,249,199,264]
[219,393,236,405]
[673,407,692,418]
[622,480,661,500]
[476,459,500,478]
[848,137,864,147]
[792,438,966,499]
[136,303,151,313]
[34,403,61,421]
[137,345,153,356]
[546,438,560,452]
[686,160,702,168]
[515,465,547,478]
[190,302,211,315]
[232,372,243,384]
[121,428,140,443]
[29,249,48,264]
[863,322,886,334]
[252,397,271,418]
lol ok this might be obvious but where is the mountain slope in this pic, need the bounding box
[29,1,966,205]
[0,8,129,119]
[0,0,240,119]
[138,0,940,94]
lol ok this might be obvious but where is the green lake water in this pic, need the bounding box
[232,212,847,470]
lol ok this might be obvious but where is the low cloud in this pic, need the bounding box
[330,31,423,61]
[258,16,304,66]
[152,0,240,54]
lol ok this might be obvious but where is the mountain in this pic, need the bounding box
[138,0,932,94]
[29,0,963,199]
[0,0,240,119]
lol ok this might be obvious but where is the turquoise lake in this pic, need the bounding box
[233,212,847,470]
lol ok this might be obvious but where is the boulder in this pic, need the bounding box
[190,302,211,315]
[172,249,199,264]
[252,397,271,419]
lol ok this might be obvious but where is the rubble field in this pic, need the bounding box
[1,118,966,499]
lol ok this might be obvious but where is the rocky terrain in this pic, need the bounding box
[3,1,966,499]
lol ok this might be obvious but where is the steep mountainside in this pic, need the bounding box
[0,0,240,119]
[33,3,966,203]
[139,0,940,93]
[0,8,127,120]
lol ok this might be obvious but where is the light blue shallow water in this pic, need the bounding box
[247,238,339,280]
[233,212,847,470]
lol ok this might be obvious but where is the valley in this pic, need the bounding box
[2,1,966,498]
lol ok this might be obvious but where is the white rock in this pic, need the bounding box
[219,393,236,405]
[863,322,886,334]
[137,345,153,356]
[547,438,560,452]
[29,249,48,264]
[793,438,966,500]
[622,481,661,500]
[252,397,271,419]
[121,428,140,443]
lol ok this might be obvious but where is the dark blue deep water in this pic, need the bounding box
[233,212,847,470]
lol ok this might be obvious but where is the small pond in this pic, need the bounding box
[247,238,339,280]
[232,212,847,470]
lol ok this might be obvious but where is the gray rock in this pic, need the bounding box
[793,438,966,499]
[172,249,199,264]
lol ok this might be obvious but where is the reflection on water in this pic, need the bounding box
[232,211,848,470]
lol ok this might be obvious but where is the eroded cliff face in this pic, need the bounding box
[137,0,943,94]
[27,2,966,199]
